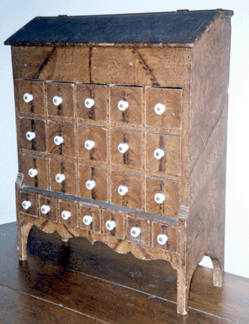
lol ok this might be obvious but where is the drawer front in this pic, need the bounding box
[127,215,150,246]
[20,118,46,152]
[76,84,107,122]
[78,125,107,162]
[20,192,37,216]
[80,205,101,233]
[102,210,125,239]
[111,171,142,210]
[146,87,182,129]
[59,200,78,227]
[18,80,45,116]
[47,82,74,118]
[110,86,142,125]
[146,176,180,217]
[39,196,57,221]
[152,222,177,252]
[48,121,76,157]
[111,129,142,169]
[146,133,181,176]
[22,155,48,189]
[50,159,76,195]
[79,164,108,202]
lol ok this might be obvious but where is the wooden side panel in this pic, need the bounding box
[91,47,188,87]
[11,46,89,82]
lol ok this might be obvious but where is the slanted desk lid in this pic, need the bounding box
[4,9,233,47]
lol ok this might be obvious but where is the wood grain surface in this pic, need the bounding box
[39,196,57,222]
[22,154,48,189]
[80,205,102,233]
[50,159,76,195]
[20,118,46,152]
[59,200,78,228]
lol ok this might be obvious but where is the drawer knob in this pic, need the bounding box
[118,100,129,111]
[130,227,141,238]
[28,168,38,178]
[26,131,36,141]
[23,93,33,103]
[22,200,31,210]
[86,180,96,190]
[118,143,129,154]
[106,220,116,231]
[54,135,64,145]
[157,234,168,245]
[41,205,50,214]
[53,96,63,106]
[55,173,65,183]
[83,215,93,225]
[61,210,71,220]
[154,193,165,204]
[85,140,95,150]
[118,185,128,196]
[85,98,95,108]
[154,148,165,160]
[154,103,166,115]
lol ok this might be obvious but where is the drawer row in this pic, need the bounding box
[20,118,181,175]
[20,191,178,253]
[18,80,182,129]
[22,154,180,218]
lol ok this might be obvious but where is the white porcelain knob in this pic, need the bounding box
[23,93,33,103]
[154,148,165,160]
[85,98,95,108]
[118,185,128,196]
[154,193,166,204]
[55,173,65,183]
[22,200,31,210]
[86,180,96,190]
[28,168,38,178]
[61,211,71,220]
[118,143,129,154]
[41,205,50,214]
[54,135,64,145]
[53,96,63,106]
[106,220,116,231]
[85,140,95,150]
[130,227,141,238]
[157,234,168,245]
[154,103,166,115]
[83,215,93,225]
[26,131,36,141]
[118,100,129,111]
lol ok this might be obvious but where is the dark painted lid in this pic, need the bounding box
[4,9,233,46]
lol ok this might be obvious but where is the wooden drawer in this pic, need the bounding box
[39,196,57,222]
[22,155,48,189]
[102,210,125,240]
[79,164,108,202]
[127,215,150,246]
[146,176,180,217]
[111,171,142,210]
[111,129,142,169]
[59,200,78,227]
[80,205,101,233]
[50,159,76,195]
[146,133,181,176]
[76,84,107,122]
[110,86,143,125]
[47,81,74,118]
[78,124,107,162]
[20,118,46,152]
[18,80,45,116]
[20,191,37,216]
[152,222,177,252]
[146,87,182,129]
[48,121,76,157]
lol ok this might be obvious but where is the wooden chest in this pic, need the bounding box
[5,9,233,315]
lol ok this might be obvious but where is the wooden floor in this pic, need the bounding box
[0,222,248,323]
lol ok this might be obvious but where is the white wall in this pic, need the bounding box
[0,0,248,278]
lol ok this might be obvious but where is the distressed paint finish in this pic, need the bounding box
[9,10,232,316]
